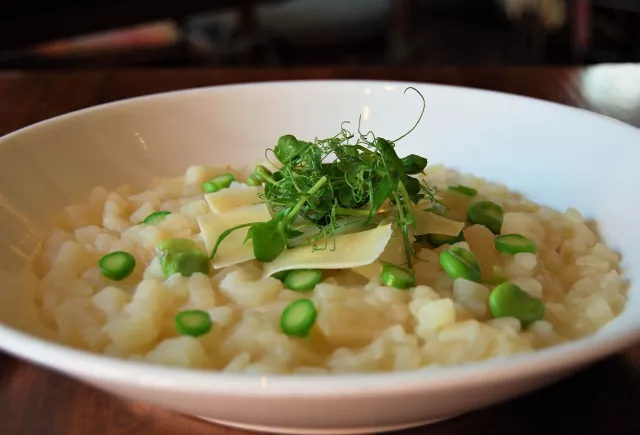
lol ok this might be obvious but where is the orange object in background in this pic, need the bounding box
[32,21,181,58]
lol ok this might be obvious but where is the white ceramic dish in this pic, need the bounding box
[0,80,639,434]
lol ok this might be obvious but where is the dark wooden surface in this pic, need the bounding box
[0,66,639,435]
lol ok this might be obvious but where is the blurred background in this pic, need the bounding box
[0,0,638,69]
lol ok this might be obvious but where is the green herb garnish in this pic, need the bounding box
[210,87,441,269]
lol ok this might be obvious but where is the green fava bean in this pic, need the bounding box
[494,234,536,254]
[142,210,171,224]
[424,231,464,248]
[202,173,235,193]
[156,238,210,278]
[380,264,415,289]
[447,185,477,197]
[439,246,482,282]
[489,282,545,327]
[246,174,263,186]
[467,200,504,234]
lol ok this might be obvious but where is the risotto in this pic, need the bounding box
[32,159,628,374]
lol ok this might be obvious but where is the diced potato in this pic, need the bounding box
[487,317,522,334]
[136,225,164,250]
[514,253,537,271]
[185,273,216,309]
[81,267,110,291]
[501,212,545,246]
[130,202,155,224]
[103,192,129,217]
[125,279,173,320]
[145,336,212,369]
[184,165,230,185]
[103,215,131,233]
[163,273,190,301]
[143,256,165,281]
[160,199,181,213]
[127,190,162,209]
[223,353,252,372]
[93,232,120,253]
[316,297,387,348]
[103,313,159,354]
[411,285,440,301]
[464,225,502,282]
[157,213,197,237]
[219,267,281,308]
[416,298,456,332]
[180,199,211,219]
[453,279,490,317]
[54,298,106,350]
[55,241,98,276]
[207,306,236,327]
[438,319,481,343]
[564,207,584,224]
[74,225,102,245]
[583,295,614,326]
[92,286,130,317]
[88,186,109,216]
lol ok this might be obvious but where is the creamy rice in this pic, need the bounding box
[32,164,628,374]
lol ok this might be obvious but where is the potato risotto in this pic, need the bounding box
[28,94,630,374]
[33,162,628,374]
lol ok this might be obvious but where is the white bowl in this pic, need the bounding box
[0,80,639,434]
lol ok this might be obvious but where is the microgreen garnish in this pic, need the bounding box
[210,87,441,268]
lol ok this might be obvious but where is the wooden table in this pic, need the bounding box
[0,66,639,435]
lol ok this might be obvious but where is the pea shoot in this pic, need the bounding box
[281,299,317,338]
[494,234,536,254]
[142,211,171,224]
[467,200,504,234]
[202,173,235,193]
[401,154,428,174]
[99,251,136,281]
[175,309,212,337]
[380,264,415,289]
[489,282,545,327]
[440,246,482,282]
[210,87,443,269]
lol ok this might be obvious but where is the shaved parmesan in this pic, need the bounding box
[204,186,263,213]
[262,224,393,278]
[197,203,271,268]
[413,209,464,236]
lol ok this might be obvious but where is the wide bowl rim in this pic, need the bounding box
[0,79,639,395]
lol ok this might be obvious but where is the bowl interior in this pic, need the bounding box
[0,80,639,370]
